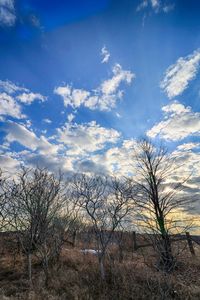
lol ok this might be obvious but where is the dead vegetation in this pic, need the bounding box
[0,232,200,300]
[0,139,199,299]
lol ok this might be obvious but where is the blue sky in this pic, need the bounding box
[1,0,200,202]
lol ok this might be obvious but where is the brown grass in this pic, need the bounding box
[0,237,200,300]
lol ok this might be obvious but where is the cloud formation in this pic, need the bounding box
[101,46,110,63]
[57,120,120,156]
[136,0,174,14]
[16,92,46,104]
[54,64,134,111]
[161,49,200,99]
[147,101,200,140]
[2,121,60,155]
[0,80,46,119]
[0,93,24,119]
[0,0,16,27]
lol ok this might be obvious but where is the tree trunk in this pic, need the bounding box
[27,253,32,287]
[100,258,105,280]
[159,234,174,272]
[43,256,50,287]
[157,215,174,272]
[72,230,77,248]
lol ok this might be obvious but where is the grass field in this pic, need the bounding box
[0,232,200,300]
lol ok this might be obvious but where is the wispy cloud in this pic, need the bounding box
[136,0,174,14]
[101,46,110,63]
[43,118,52,124]
[67,113,75,122]
[161,49,200,99]
[0,0,16,27]
[0,80,28,94]
[54,63,134,111]
[136,0,175,13]
[147,101,200,140]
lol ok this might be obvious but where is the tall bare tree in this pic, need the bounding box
[0,170,9,232]
[132,139,189,272]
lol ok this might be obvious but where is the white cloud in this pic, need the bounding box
[100,64,133,95]
[17,92,46,104]
[54,64,134,111]
[57,121,120,156]
[0,80,29,94]
[162,101,190,115]
[101,46,110,64]
[161,49,200,99]
[136,0,174,13]
[0,153,20,174]
[0,80,47,119]
[162,3,174,13]
[0,0,16,27]
[82,139,137,176]
[3,121,60,155]
[136,0,148,11]
[67,113,75,122]
[24,152,73,173]
[0,93,24,119]
[151,0,159,9]
[177,143,200,151]
[116,112,122,118]
[147,101,200,140]
[54,86,90,108]
[43,118,52,124]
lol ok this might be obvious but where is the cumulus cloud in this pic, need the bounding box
[54,86,90,109]
[161,49,200,99]
[147,101,200,140]
[0,93,24,119]
[57,121,120,156]
[54,64,134,111]
[0,80,47,119]
[81,139,136,176]
[101,46,110,64]
[24,152,73,173]
[17,92,46,104]
[74,159,107,175]
[2,121,60,155]
[0,153,20,174]
[0,0,16,27]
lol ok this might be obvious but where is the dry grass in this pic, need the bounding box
[0,238,200,300]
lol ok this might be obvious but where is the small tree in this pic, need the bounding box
[71,174,133,279]
[9,167,63,285]
[132,139,189,272]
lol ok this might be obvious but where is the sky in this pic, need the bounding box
[1,0,200,221]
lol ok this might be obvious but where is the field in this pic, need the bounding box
[0,232,200,300]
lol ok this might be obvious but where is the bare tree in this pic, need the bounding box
[71,174,133,279]
[9,167,63,285]
[0,170,9,232]
[132,139,190,272]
